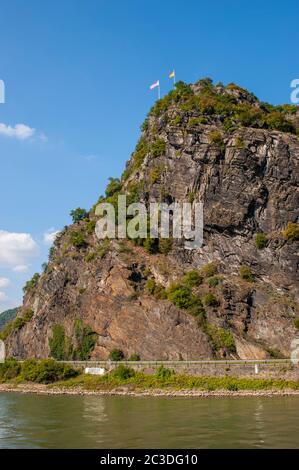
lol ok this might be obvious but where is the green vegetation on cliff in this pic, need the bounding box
[0,308,19,331]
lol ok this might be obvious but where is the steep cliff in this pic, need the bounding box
[4,79,299,360]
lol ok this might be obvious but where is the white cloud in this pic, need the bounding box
[0,277,10,288]
[13,264,29,273]
[0,230,38,268]
[0,291,8,302]
[0,123,36,140]
[43,228,60,245]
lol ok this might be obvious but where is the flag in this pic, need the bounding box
[169,70,175,78]
[150,80,160,90]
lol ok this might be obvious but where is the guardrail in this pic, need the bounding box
[61,359,293,366]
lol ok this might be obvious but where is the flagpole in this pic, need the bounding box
[158,83,160,100]
[173,70,176,86]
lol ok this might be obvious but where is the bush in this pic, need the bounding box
[21,359,78,384]
[143,238,159,254]
[0,359,21,381]
[167,284,195,309]
[128,354,141,361]
[105,177,122,197]
[23,273,40,293]
[149,167,162,184]
[208,130,223,145]
[205,324,236,353]
[188,117,208,126]
[49,325,68,360]
[264,111,295,133]
[208,276,221,287]
[234,137,244,149]
[158,238,173,254]
[155,365,173,380]
[167,283,206,321]
[109,349,125,361]
[111,365,135,380]
[294,318,299,329]
[283,222,299,241]
[239,265,254,282]
[70,231,88,249]
[151,139,166,157]
[74,319,97,360]
[145,279,167,299]
[255,232,268,249]
[70,208,88,223]
[182,270,203,288]
[203,293,219,307]
[85,219,96,234]
[200,262,218,278]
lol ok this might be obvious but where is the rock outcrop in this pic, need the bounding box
[4,79,299,360]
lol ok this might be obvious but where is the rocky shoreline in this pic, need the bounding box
[1,383,299,398]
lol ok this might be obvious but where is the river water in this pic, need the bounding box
[0,393,298,448]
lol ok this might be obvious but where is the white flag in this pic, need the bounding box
[150,80,160,90]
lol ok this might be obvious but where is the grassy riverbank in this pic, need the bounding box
[1,359,299,395]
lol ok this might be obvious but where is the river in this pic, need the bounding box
[0,393,298,448]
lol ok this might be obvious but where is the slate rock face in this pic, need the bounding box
[5,80,299,360]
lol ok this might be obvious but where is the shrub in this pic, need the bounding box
[188,117,208,126]
[208,276,221,287]
[22,308,34,322]
[205,324,236,353]
[151,139,166,157]
[49,325,68,360]
[74,319,97,360]
[203,293,219,307]
[85,251,96,262]
[109,349,125,361]
[132,137,149,169]
[208,130,223,145]
[111,365,135,380]
[145,279,167,299]
[158,238,173,254]
[200,262,218,278]
[294,318,299,329]
[70,231,88,249]
[255,232,268,249]
[167,284,195,309]
[70,208,88,223]
[155,365,173,380]
[105,177,122,197]
[23,273,40,293]
[234,137,244,149]
[239,265,254,282]
[187,301,206,321]
[0,359,21,381]
[182,270,203,288]
[85,219,96,234]
[149,167,161,184]
[21,359,78,384]
[143,238,159,254]
[264,112,295,133]
[283,222,299,241]
[128,354,141,361]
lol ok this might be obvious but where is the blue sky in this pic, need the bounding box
[0,0,298,310]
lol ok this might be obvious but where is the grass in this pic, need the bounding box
[53,369,299,392]
[1,361,298,393]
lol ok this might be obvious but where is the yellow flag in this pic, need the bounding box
[169,70,175,78]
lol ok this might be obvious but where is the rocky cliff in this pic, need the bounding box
[4,78,299,360]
